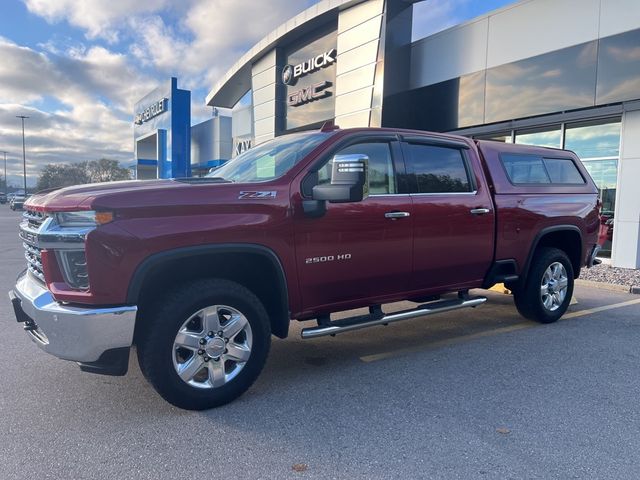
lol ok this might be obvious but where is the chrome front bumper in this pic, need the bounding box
[9,272,137,363]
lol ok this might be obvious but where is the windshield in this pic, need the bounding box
[207,132,331,183]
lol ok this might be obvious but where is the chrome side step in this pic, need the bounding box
[300,296,487,339]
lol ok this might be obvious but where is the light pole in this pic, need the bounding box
[16,115,28,195]
[1,151,7,196]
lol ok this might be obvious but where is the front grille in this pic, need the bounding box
[21,209,46,283]
[24,242,45,282]
[23,209,46,230]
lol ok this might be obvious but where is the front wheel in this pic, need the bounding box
[513,247,574,324]
[137,279,271,410]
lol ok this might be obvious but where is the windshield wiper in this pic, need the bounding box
[206,176,233,182]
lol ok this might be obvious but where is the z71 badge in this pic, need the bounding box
[238,191,277,199]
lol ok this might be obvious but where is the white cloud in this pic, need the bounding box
[0,37,157,185]
[0,37,154,111]
[23,0,171,42]
[412,0,471,41]
[3,0,318,187]
[128,0,316,86]
[0,103,131,187]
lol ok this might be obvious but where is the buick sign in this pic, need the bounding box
[282,64,294,85]
[282,48,336,86]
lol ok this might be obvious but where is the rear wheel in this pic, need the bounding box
[137,278,271,410]
[513,247,574,324]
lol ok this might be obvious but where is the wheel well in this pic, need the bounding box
[532,230,582,279]
[133,251,290,340]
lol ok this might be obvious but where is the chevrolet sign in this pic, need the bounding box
[134,98,168,125]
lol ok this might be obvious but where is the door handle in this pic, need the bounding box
[470,208,491,215]
[385,211,411,219]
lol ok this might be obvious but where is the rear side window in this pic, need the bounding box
[501,154,585,185]
[544,158,585,183]
[501,155,550,184]
[404,143,472,193]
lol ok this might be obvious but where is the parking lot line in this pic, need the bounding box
[561,297,640,319]
[360,298,640,363]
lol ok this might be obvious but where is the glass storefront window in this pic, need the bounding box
[515,126,562,148]
[582,159,617,257]
[565,119,621,257]
[564,120,621,159]
[474,132,512,143]
[581,160,617,207]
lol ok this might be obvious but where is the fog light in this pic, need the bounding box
[56,250,89,290]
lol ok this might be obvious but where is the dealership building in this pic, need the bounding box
[132,0,640,268]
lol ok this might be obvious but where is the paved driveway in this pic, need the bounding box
[1,206,639,479]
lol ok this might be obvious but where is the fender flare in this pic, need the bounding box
[521,225,583,283]
[126,243,290,337]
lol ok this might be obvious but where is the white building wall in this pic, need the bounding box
[334,0,384,128]
[599,0,640,37]
[410,0,640,90]
[191,115,233,165]
[612,106,640,268]
[485,0,600,69]
[251,50,278,146]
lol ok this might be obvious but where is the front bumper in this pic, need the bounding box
[9,271,137,365]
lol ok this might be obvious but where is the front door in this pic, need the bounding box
[293,138,413,314]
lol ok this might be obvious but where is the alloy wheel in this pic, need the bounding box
[172,305,253,389]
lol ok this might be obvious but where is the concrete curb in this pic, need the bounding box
[576,279,640,294]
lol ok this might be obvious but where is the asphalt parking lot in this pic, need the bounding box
[1,206,640,480]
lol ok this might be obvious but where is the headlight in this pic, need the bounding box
[56,250,90,290]
[54,210,113,227]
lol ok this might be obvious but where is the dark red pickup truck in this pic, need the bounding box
[10,126,601,409]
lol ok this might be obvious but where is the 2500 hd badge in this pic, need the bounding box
[305,253,352,264]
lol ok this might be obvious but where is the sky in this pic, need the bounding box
[0,0,514,188]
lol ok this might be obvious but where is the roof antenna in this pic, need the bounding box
[320,120,340,132]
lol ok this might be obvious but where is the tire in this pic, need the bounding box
[513,247,574,324]
[137,278,271,410]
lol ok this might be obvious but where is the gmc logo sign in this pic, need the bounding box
[288,81,332,107]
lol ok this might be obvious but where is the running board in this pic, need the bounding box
[300,296,487,339]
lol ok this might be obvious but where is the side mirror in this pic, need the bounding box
[312,154,369,203]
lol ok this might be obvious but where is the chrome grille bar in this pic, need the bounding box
[21,209,46,284]
[23,209,46,230]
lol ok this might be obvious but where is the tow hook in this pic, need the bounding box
[23,320,37,331]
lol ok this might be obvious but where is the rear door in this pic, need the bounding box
[400,137,495,291]
[293,136,413,312]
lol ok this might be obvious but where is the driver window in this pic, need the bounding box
[318,142,396,194]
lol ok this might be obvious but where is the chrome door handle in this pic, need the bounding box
[470,208,491,215]
[385,211,411,219]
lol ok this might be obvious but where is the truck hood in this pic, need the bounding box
[24,178,229,212]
